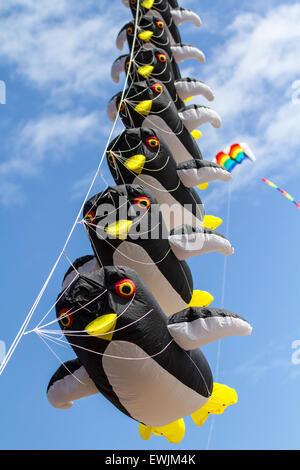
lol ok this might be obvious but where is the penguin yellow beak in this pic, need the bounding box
[105,220,133,240]
[124,154,146,174]
[137,65,154,79]
[85,314,117,341]
[141,0,155,9]
[134,100,153,116]
[138,30,153,42]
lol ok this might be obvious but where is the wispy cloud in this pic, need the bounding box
[0,0,128,100]
[0,1,127,204]
[233,338,296,384]
[1,110,100,175]
[1,2,300,208]
[197,3,300,209]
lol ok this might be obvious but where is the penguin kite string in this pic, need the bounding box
[0,0,144,377]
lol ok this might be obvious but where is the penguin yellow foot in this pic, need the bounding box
[139,419,185,444]
[202,215,223,230]
[197,182,208,190]
[191,383,238,427]
[191,129,202,140]
[187,290,214,308]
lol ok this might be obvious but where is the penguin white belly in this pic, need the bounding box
[102,340,208,427]
[113,242,187,316]
[133,174,203,231]
[143,115,193,164]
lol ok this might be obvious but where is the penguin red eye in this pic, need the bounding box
[152,83,163,94]
[115,279,136,298]
[125,59,131,70]
[145,136,159,148]
[130,0,137,4]
[127,25,134,36]
[58,308,73,328]
[107,152,116,166]
[134,196,151,209]
[156,20,164,29]
[157,53,167,63]
[84,210,96,225]
[117,99,126,113]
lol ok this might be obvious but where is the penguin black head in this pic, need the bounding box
[107,78,178,129]
[111,47,183,108]
[83,184,168,252]
[56,265,167,352]
[106,128,204,230]
[127,0,182,44]
[107,78,204,165]
[62,255,99,292]
[106,127,174,184]
[117,13,172,57]
[113,47,171,83]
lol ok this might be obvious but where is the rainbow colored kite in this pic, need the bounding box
[214,143,256,172]
[261,178,300,210]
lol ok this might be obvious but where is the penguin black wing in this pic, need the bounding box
[167,307,253,350]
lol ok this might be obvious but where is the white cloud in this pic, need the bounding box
[0,1,132,205]
[233,338,298,384]
[196,4,300,209]
[0,110,101,190]
[18,111,99,159]
[0,0,129,99]
[2,2,300,208]
[0,180,25,206]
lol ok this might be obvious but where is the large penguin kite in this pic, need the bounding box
[82,184,233,316]
[47,265,252,443]
[106,127,231,230]
[107,78,222,164]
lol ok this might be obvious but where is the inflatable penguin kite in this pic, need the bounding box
[47,265,252,444]
[122,0,202,45]
[116,12,205,80]
[106,127,231,230]
[111,46,215,110]
[82,184,233,316]
[107,78,222,164]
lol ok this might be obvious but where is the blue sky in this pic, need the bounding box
[1,0,300,450]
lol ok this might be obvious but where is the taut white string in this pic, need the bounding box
[0,0,143,378]
[206,181,232,450]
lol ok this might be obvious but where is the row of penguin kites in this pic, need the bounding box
[46,0,255,444]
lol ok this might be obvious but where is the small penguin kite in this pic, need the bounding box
[123,0,202,45]
[107,78,221,164]
[82,184,233,316]
[116,13,205,80]
[47,265,252,444]
[111,47,215,110]
[106,127,231,230]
